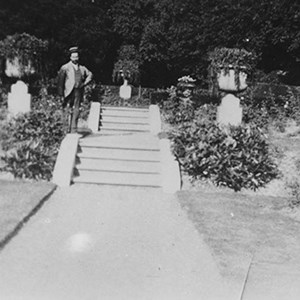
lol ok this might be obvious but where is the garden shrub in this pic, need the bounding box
[161,83,220,126]
[170,120,279,191]
[0,85,8,106]
[150,90,169,105]
[84,82,103,103]
[193,88,220,106]
[0,94,65,180]
[1,110,64,150]
[2,140,56,180]
[242,104,271,132]
[163,100,196,125]
[194,103,218,123]
[32,86,92,121]
[242,85,300,131]
[162,91,218,126]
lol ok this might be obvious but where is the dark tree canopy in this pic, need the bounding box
[0,0,299,86]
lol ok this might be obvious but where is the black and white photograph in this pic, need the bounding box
[0,1,300,299]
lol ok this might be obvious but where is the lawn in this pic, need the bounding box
[173,120,300,298]
[0,179,56,249]
[177,189,300,298]
[161,98,300,297]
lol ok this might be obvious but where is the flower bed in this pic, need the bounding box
[161,86,282,192]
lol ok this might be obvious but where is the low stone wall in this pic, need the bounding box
[52,134,80,187]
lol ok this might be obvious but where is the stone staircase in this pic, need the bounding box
[72,106,162,188]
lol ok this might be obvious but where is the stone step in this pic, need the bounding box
[76,158,161,174]
[73,169,161,187]
[78,147,160,162]
[100,121,150,132]
[96,131,137,136]
[94,130,134,136]
[79,137,159,151]
[101,107,149,118]
[101,106,149,112]
[99,128,149,135]
[101,115,149,124]
[80,133,159,148]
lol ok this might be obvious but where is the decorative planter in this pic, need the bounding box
[217,67,247,92]
[5,57,35,78]
[177,82,196,104]
[177,82,196,93]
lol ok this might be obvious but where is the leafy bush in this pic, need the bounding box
[84,82,103,103]
[112,45,141,85]
[193,88,220,106]
[0,94,65,180]
[0,85,8,106]
[29,78,58,96]
[163,100,196,125]
[162,87,218,126]
[1,140,56,180]
[242,105,271,132]
[32,85,92,122]
[241,84,300,131]
[194,103,218,123]
[2,111,64,150]
[150,90,169,105]
[171,120,279,191]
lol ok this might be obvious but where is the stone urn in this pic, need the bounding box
[177,82,196,105]
[217,67,247,92]
[5,57,35,78]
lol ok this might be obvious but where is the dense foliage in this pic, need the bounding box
[171,120,278,191]
[0,94,65,180]
[112,45,141,84]
[0,33,48,79]
[0,0,299,86]
[162,86,280,191]
[242,84,300,131]
[0,0,115,81]
[112,0,300,86]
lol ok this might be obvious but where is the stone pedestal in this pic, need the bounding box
[217,94,242,126]
[8,80,31,116]
[119,79,132,100]
[88,102,101,133]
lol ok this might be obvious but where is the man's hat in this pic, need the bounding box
[69,46,79,54]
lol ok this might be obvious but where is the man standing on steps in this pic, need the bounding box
[57,47,93,133]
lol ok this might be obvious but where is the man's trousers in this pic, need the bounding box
[62,88,83,133]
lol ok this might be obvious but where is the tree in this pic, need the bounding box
[0,0,299,86]
[0,0,118,81]
[110,0,154,46]
[112,45,141,85]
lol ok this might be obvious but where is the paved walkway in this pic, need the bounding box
[0,185,233,300]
